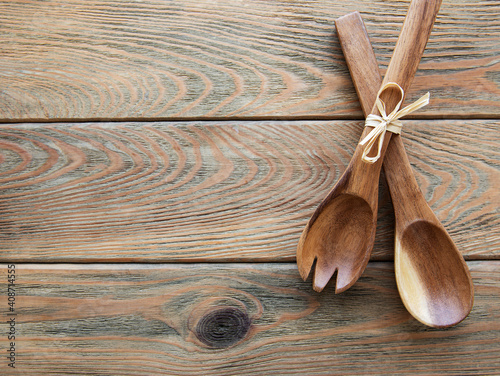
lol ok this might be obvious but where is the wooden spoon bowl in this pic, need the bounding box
[397,220,473,327]
[300,193,374,291]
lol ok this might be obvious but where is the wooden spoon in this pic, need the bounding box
[336,12,474,327]
[297,0,442,293]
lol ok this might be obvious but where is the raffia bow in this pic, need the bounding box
[359,82,430,164]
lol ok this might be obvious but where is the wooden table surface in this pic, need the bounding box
[1,0,499,374]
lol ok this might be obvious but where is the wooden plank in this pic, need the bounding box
[0,261,498,375]
[0,0,499,121]
[0,120,498,262]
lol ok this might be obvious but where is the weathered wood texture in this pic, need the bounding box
[0,120,497,262]
[0,262,498,375]
[0,1,498,373]
[1,0,499,121]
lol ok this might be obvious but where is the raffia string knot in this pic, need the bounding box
[359,82,430,164]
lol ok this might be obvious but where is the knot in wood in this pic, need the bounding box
[195,307,251,349]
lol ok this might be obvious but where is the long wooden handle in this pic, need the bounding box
[336,12,380,118]
[342,0,442,204]
[338,0,442,119]
[336,11,439,227]
[374,0,442,115]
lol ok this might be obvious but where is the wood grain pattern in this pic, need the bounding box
[0,120,497,262]
[0,0,497,372]
[0,262,498,375]
[0,0,499,121]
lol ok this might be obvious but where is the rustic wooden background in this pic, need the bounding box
[1,0,499,374]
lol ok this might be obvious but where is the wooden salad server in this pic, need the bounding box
[336,12,474,327]
[297,0,442,293]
